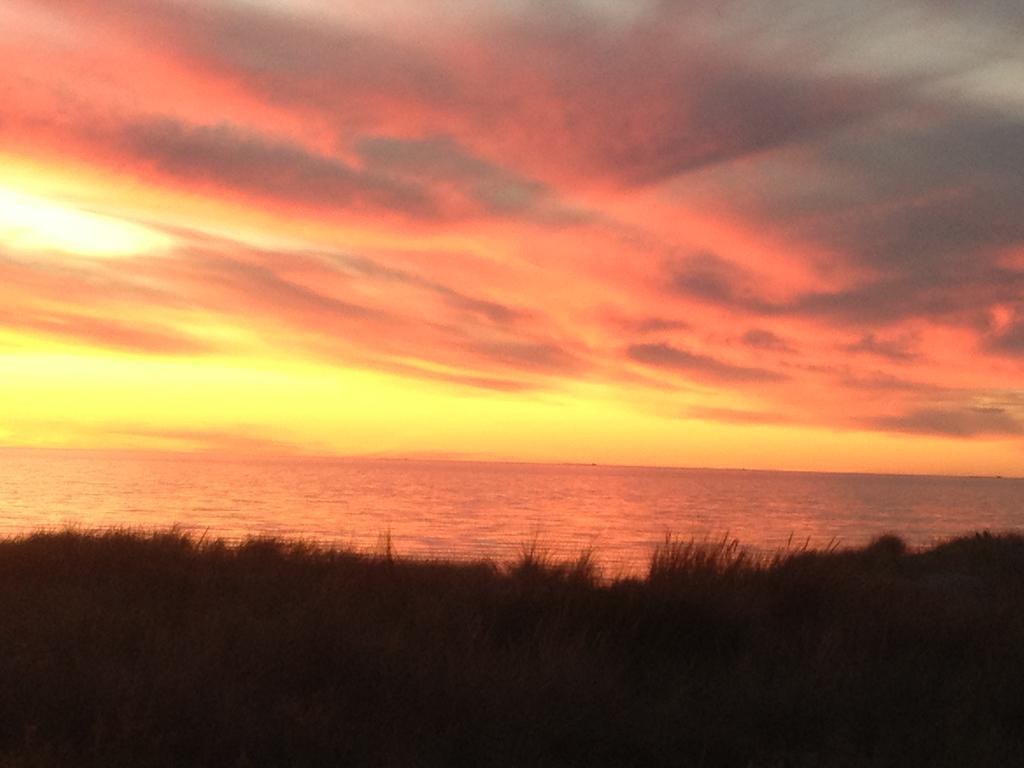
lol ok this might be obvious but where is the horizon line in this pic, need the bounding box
[1,444,1019,482]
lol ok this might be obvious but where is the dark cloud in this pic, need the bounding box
[640,29,1024,337]
[598,310,691,336]
[9,0,1024,434]
[83,115,586,225]
[577,62,884,186]
[636,317,691,334]
[160,0,899,187]
[793,269,1024,327]
[356,135,587,223]
[481,5,904,187]
[668,253,778,313]
[701,109,1024,330]
[846,332,918,361]
[39,0,902,189]
[866,407,1024,437]
[435,289,525,325]
[670,252,743,305]
[789,278,944,324]
[922,0,1024,23]
[120,119,436,217]
[199,5,454,107]
[986,320,1024,357]
[667,252,1024,329]
[741,329,793,352]
[31,0,1022,206]
[469,340,584,374]
[837,371,945,394]
[627,343,786,383]
[42,0,458,118]
[819,114,1024,271]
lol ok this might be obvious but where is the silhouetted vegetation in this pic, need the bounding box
[1,528,1023,766]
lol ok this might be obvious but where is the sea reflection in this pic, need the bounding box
[0,450,1021,572]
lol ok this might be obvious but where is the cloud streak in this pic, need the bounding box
[865,408,1024,438]
[1,0,1023,465]
[627,343,786,384]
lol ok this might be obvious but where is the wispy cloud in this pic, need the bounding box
[865,407,1024,438]
[627,343,786,384]
[2,0,1023,466]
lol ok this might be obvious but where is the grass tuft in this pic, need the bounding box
[0,528,1022,766]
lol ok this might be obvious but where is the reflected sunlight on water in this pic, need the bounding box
[0,450,1021,572]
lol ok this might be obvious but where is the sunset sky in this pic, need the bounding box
[2,0,1023,475]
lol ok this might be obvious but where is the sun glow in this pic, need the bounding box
[0,0,1022,475]
[0,187,169,258]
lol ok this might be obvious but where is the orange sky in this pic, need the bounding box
[1,0,1023,475]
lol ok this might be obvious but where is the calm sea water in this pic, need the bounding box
[1,450,1021,571]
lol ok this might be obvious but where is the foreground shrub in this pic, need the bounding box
[0,529,1021,766]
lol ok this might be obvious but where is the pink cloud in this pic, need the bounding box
[2,0,1023,446]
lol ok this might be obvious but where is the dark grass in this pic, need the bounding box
[1,529,1024,766]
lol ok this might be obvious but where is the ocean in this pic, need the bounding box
[1,449,1021,572]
